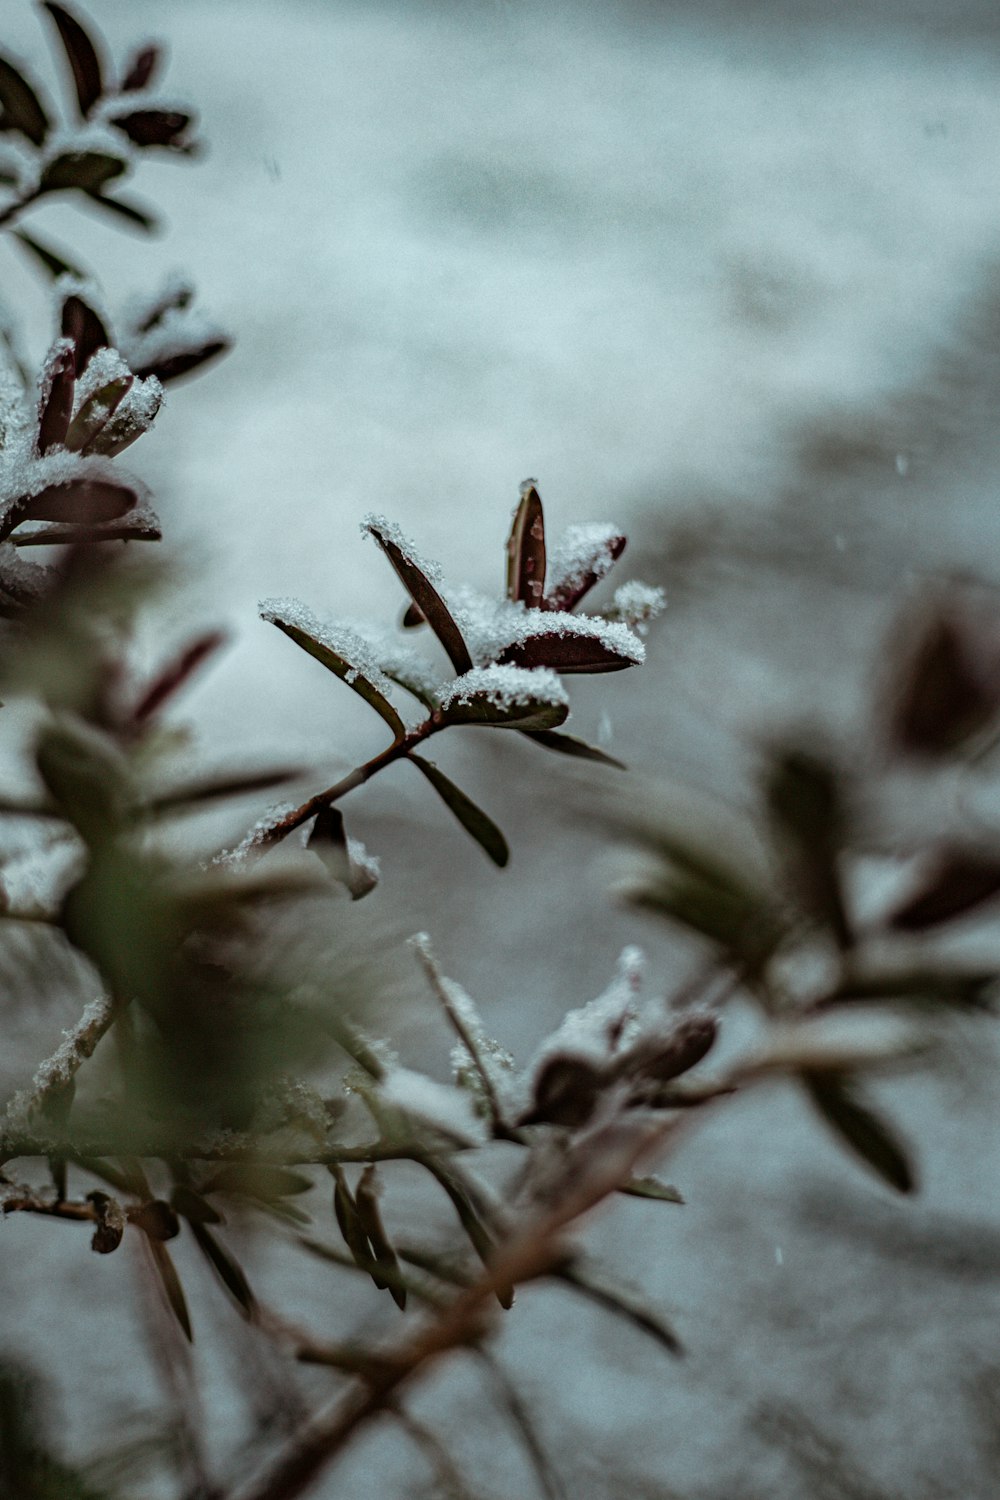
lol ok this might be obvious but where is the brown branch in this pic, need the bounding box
[248,717,441,852]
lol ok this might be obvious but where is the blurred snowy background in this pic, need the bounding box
[2,0,1000,1495]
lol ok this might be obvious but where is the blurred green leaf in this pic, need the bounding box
[802,1072,915,1194]
[764,746,850,949]
[11,226,84,280]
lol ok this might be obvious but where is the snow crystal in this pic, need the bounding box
[360,514,444,584]
[74,346,133,402]
[439,663,568,712]
[526,947,647,1081]
[546,522,623,600]
[609,581,666,634]
[379,1065,488,1145]
[259,598,400,701]
[349,624,449,706]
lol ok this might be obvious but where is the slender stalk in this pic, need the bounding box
[253,716,442,850]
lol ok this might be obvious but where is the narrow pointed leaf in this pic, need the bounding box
[36,342,76,453]
[121,45,161,93]
[61,293,110,373]
[889,609,1000,758]
[498,632,637,674]
[888,851,1000,931]
[0,55,51,144]
[189,1222,256,1318]
[40,150,125,194]
[147,768,301,817]
[308,804,379,898]
[366,521,473,674]
[264,611,404,740]
[411,753,509,867]
[520,728,625,768]
[545,533,626,612]
[802,1072,915,1194]
[355,1165,406,1309]
[12,227,84,280]
[85,190,158,232]
[132,630,226,724]
[134,339,229,384]
[764,747,851,949]
[21,476,137,526]
[506,480,546,606]
[65,374,133,453]
[618,1176,685,1204]
[43,2,105,118]
[147,1237,193,1341]
[109,108,192,150]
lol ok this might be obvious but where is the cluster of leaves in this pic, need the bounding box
[251,482,664,872]
[0,6,996,1500]
[1,2,195,239]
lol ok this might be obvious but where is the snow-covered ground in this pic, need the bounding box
[3,1,1000,1495]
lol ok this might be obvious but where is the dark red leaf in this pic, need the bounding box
[366,520,473,674]
[189,1221,257,1318]
[85,190,158,233]
[498,631,637,673]
[132,631,227,724]
[617,1014,717,1087]
[109,107,192,149]
[410,754,509,867]
[36,342,76,454]
[888,850,1000,931]
[21,477,137,527]
[120,44,161,93]
[40,150,125,193]
[888,609,1000,759]
[134,339,230,385]
[544,533,626,612]
[61,293,110,374]
[401,601,425,628]
[42,2,105,118]
[0,55,52,145]
[506,480,546,606]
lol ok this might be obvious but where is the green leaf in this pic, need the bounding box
[11,226,85,280]
[802,1072,915,1194]
[506,480,546,605]
[617,1176,685,1205]
[0,55,52,145]
[264,611,404,740]
[366,521,473,674]
[43,2,105,118]
[189,1222,256,1318]
[308,804,379,898]
[410,754,509,867]
[520,728,625,768]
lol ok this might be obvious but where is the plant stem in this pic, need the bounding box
[253,716,442,851]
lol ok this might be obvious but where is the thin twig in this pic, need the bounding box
[390,1404,479,1500]
[473,1347,568,1500]
[412,935,507,1135]
[251,718,441,851]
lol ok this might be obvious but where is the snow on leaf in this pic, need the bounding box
[260,599,405,740]
[438,664,569,730]
[545,522,626,611]
[379,1065,488,1146]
